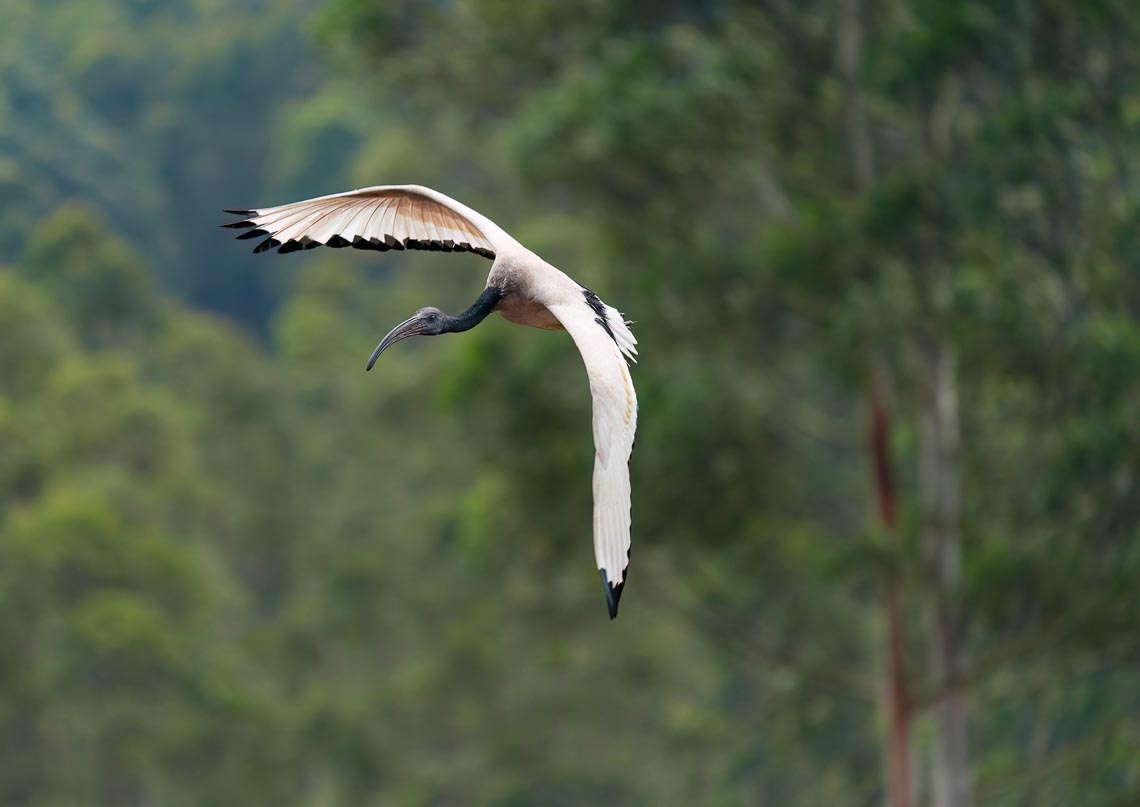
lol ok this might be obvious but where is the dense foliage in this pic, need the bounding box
[1,0,1138,804]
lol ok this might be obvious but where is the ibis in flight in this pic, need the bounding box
[224,185,637,618]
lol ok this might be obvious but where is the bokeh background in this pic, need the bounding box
[2,1,1139,805]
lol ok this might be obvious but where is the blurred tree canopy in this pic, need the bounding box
[1,0,1139,805]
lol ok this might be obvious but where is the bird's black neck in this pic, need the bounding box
[444,286,503,333]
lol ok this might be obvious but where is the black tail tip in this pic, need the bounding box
[599,569,625,620]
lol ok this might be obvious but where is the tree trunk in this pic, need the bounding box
[872,391,914,807]
[837,3,915,805]
[919,339,972,807]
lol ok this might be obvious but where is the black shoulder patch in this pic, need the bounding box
[582,287,618,345]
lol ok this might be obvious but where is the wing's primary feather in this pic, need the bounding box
[547,295,637,619]
[222,184,520,258]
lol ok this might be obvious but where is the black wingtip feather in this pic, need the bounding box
[236,228,267,241]
[223,209,255,216]
[221,220,257,229]
[599,569,625,620]
[253,237,281,254]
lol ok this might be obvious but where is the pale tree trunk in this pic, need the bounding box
[838,0,875,191]
[919,339,972,807]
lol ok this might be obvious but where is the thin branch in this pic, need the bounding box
[911,588,1132,711]
[974,715,1138,802]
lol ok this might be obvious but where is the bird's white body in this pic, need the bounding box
[488,253,568,330]
[226,184,637,617]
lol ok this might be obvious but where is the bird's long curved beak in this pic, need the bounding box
[366,316,426,370]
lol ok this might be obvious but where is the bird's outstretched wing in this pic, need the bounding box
[547,294,638,619]
[223,184,519,258]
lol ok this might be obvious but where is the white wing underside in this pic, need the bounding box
[224,184,520,258]
[547,299,638,611]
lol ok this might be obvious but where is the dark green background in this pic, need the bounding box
[1,1,1138,804]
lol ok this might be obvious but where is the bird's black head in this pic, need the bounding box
[365,287,503,372]
[366,307,452,370]
[413,307,448,335]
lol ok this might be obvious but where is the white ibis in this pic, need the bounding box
[224,185,637,618]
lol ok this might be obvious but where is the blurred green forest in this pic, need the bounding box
[2,0,1139,804]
